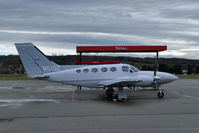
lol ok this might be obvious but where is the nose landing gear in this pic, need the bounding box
[157,90,164,98]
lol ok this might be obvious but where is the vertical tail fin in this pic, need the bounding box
[15,43,60,77]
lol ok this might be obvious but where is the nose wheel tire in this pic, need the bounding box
[157,91,164,98]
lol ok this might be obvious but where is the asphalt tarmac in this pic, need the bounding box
[0,79,199,133]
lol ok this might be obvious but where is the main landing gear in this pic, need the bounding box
[106,86,127,102]
[106,87,114,100]
[116,87,127,102]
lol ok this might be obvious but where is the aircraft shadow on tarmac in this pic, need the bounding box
[68,89,181,103]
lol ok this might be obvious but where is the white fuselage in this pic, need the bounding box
[45,64,177,88]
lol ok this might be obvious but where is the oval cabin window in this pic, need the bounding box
[76,69,81,73]
[101,67,108,72]
[83,69,89,73]
[110,67,117,72]
[92,68,98,73]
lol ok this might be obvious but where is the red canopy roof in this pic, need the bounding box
[77,46,167,53]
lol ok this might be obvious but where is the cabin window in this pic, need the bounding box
[92,68,98,73]
[122,66,129,72]
[83,69,89,73]
[110,67,117,72]
[101,67,108,72]
[76,69,81,73]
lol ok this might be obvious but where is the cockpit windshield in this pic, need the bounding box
[130,66,139,72]
[122,65,139,73]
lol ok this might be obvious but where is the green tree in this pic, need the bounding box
[196,66,199,74]
[173,64,182,74]
[141,65,147,70]
[187,65,194,75]
[168,67,174,74]
[159,64,169,72]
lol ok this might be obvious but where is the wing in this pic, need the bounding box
[99,77,142,87]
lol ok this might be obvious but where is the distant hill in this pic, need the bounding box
[0,55,199,74]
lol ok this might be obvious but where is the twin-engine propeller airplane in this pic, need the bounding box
[15,43,178,102]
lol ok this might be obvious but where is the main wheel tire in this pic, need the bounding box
[116,94,124,102]
[157,91,164,98]
[106,89,114,97]
[106,89,114,101]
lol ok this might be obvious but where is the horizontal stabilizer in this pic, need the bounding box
[30,74,49,79]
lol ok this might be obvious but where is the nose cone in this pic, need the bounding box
[170,74,178,81]
[164,73,178,83]
[157,72,178,84]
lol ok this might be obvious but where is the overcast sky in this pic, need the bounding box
[0,0,199,59]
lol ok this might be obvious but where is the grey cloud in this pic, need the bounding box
[0,0,199,59]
